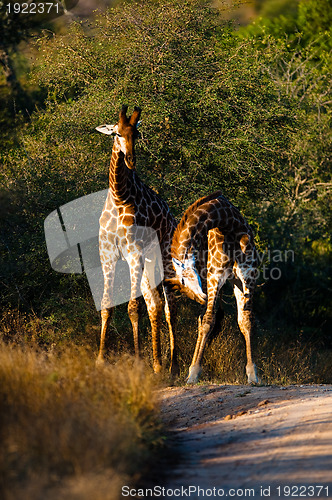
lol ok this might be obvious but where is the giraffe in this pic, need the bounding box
[167,191,259,384]
[96,105,178,374]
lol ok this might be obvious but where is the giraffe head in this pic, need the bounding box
[96,105,141,169]
[171,254,207,305]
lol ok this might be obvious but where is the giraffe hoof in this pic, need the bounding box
[246,363,260,384]
[153,362,162,374]
[186,365,202,384]
[96,356,106,367]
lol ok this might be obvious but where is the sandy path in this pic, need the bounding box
[159,384,332,499]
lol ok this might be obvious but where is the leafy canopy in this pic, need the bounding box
[32,0,295,213]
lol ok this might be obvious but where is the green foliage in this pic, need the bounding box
[255,0,299,20]
[32,0,295,209]
[297,0,332,46]
[240,0,332,339]
[244,0,332,54]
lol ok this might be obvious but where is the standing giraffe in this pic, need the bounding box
[96,105,178,374]
[167,191,259,384]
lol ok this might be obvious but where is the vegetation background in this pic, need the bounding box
[0,0,331,497]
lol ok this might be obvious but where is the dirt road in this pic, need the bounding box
[159,384,332,499]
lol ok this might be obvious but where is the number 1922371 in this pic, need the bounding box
[276,486,329,497]
[6,3,60,14]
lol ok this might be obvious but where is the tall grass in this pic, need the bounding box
[170,298,332,385]
[0,342,162,500]
[1,297,331,408]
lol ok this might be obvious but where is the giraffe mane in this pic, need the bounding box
[172,190,224,260]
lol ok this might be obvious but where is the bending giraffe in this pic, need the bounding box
[96,105,178,374]
[167,191,259,384]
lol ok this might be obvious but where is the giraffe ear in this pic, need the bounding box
[95,124,118,135]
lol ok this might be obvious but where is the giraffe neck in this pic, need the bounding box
[172,193,255,264]
[108,138,131,205]
[173,224,193,261]
[172,199,219,261]
[172,195,224,261]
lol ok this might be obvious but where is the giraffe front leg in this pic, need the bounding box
[127,252,146,361]
[187,308,218,384]
[187,314,213,384]
[187,270,228,384]
[97,308,112,365]
[233,278,259,384]
[187,315,204,383]
[163,285,178,376]
[97,262,116,365]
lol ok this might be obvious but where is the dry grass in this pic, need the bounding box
[0,343,163,500]
[202,322,323,386]
[167,299,332,385]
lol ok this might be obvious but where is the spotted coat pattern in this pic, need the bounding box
[169,191,259,384]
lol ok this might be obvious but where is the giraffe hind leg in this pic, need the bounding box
[187,272,228,384]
